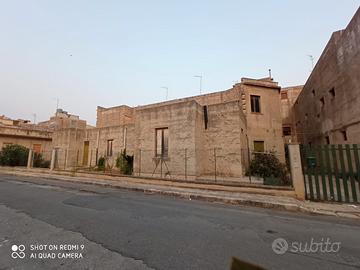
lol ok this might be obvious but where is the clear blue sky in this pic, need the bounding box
[0,1,359,125]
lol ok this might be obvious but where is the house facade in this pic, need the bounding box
[52,76,285,181]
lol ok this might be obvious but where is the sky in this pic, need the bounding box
[0,1,359,125]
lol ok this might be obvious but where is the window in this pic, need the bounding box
[107,139,113,156]
[283,126,291,136]
[325,136,330,145]
[281,92,288,100]
[33,144,42,153]
[250,95,261,113]
[254,141,265,152]
[155,128,169,157]
[203,106,208,129]
[320,97,325,108]
[341,130,348,141]
[312,89,316,96]
[329,88,335,99]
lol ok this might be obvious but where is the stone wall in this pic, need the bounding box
[294,7,360,144]
[0,126,53,160]
[239,79,285,161]
[280,86,303,143]
[96,105,134,128]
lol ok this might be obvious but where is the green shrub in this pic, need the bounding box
[0,144,29,166]
[247,152,289,185]
[116,149,133,175]
[97,157,106,171]
[33,153,51,168]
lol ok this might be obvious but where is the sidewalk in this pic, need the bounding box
[1,167,360,219]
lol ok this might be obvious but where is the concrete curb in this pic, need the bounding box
[1,169,360,219]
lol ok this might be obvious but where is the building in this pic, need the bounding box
[0,115,52,155]
[52,76,285,181]
[294,7,360,144]
[280,85,303,143]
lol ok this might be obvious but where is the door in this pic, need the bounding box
[82,141,89,166]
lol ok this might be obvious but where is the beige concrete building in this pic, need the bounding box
[293,7,360,144]
[0,115,52,155]
[52,76,286,181]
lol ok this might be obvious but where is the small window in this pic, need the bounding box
[250,95,261,113]
[155,128,169,157]
[325,136,330,145]
[254,141,265,152]
[320,97,325,108]
[283,127,291,136]
[281,92,288,100]
[312,89,316,96]
[305,113,308,120]
[203,106,208,130]
[341,130,348,141]
[107,139,113,156]
[329,88,335,99]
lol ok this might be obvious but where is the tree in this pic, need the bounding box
[0,144,29,166]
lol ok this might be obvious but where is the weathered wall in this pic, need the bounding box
[0,126,52,156]
[96,105,134,128]
[196,100,247,179]
[84,124,135,168]
[239,79,285,161]
[294,7,360,144]
[280,86,303,143]
[133,100,198,179]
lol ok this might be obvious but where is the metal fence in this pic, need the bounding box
[53,147,252,183]
[51,147,290,186]
[300,144,360,203]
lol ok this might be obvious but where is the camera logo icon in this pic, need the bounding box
[11,244,26,259]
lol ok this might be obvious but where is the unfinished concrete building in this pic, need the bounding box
[294,7,360,144]
[53,76,285,181]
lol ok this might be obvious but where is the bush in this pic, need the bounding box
[247,152,289,185]
[0,144,29,166]
[97,157,106,171]
[116,149,133,175]
[33,153,51,168]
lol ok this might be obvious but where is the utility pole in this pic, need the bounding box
[161,87,169,100]
[194,75,202,94]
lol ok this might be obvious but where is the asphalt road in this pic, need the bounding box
[0,173,359,270]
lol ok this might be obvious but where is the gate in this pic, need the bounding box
[300,144,360,203]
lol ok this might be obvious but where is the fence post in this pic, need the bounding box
[89,150,93,167]
[138,149,141,176]
[64,149,68,170]
[27,149,33,169]
[214,148,217,182]
[185,148,187,180]
[50,149,56,171]
[76,150,79,171]
[288,144,306,200]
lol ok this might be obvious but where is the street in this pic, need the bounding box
[0,173,359,270]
